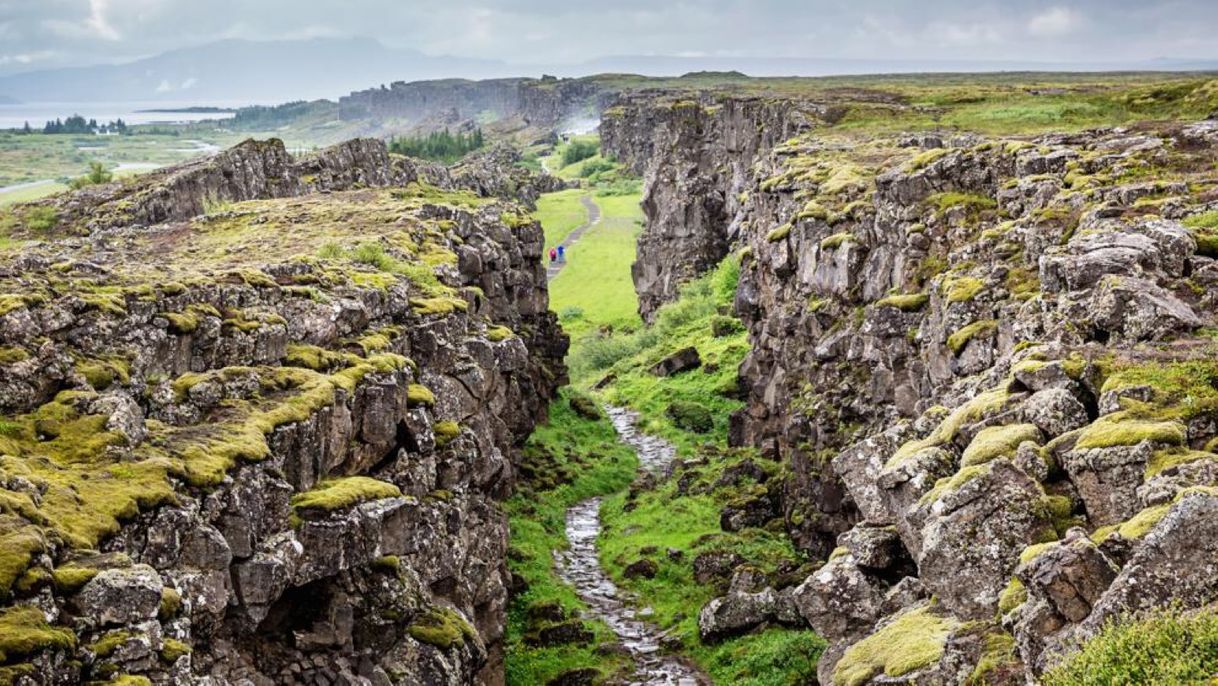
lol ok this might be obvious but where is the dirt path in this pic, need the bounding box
[546,193,600,282]
[554,407,708,686]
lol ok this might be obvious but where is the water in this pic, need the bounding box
[0,102,238,129]
[554,406,705,685]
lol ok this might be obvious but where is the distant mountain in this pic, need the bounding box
[0,37,517,104]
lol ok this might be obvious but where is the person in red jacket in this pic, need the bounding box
[549,247,557,263]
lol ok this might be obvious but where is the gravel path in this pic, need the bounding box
[547,193,601,282]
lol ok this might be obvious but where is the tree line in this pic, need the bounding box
[388,128,485,164]
[25,115,130,135]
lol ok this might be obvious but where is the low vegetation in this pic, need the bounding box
[1043,608,1218,686]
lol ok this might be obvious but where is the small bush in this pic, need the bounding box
[666,401,713,433]
[711,315,744,337]
[1043,608,1218,686]
[23,206,58,233]
[561,140,599,166]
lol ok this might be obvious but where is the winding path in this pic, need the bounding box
[554,407,707,685]
[546,194,601,282]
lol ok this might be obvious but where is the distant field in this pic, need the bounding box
[546,191,644,338]
[535,188,589,248]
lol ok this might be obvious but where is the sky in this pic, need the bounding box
[1,0,1217,76]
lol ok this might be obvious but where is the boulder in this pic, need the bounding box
[916,459,1057,619]
[1021,388,1089,438]
[791,556,888,642]
[650,346,701,376]
[73,565,164,627]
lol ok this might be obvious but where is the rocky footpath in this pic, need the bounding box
[605,87,1218,683]
[0,139,567,684]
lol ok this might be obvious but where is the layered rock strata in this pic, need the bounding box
[0,138,566,684]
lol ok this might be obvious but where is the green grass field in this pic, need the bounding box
[535,188,589,248]
[547,192,644,340]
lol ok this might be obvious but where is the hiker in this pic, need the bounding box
[549,247,557,263]
[557,244,566,262]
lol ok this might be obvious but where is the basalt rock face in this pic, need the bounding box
[0,140,567,684]
[616,88,1218,683]
[600,94,829,322]
[338,77,614,130]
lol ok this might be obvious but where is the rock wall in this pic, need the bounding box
[599,93,828,321]
[338,77,612,130]
[0,140,567,684]
[612,86,1218,683]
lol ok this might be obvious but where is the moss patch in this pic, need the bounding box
[961,424,1041,467]
[947,319,997,355]
[875,293,928,312]
[290,476,402,521]
[408,606,477,650]
[0,605,76,663]
[1074,412,1185,451]
[832,605,959,686]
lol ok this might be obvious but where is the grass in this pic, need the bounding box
[582,257,748,455]
[1043,608,1218,686]
[535,188,590,248]
[505,391,638,685]
[546,191,644,340]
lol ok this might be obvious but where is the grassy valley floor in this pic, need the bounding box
[506,143,824,685]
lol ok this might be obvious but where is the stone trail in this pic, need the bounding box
[554,406,706,686]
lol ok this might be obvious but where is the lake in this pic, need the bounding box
[0,101,240,130]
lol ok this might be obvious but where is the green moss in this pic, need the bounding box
[160,637,192,663]
[0,348,29,365]
[1043,608,1218,686]
[407,384,436,408]
[1074,412,1186,451]
[50,564,99,594]
[943,275,986,303]
[410,297,469,316]
[89,630,132,658]
[947,320,998,355]
[888,387,1011,466]
[75,355,131,391]
[290,477,402,520]
[766,223,792,242]
[407,606,477,650]
[487,325,515,342]
[433,420,460,447]
[798,202,829,221]
[820,232,855,250]
[832,605,958,686]
[966,630,1019,685]
[875,293,928,312]
[927,192,997,214]
[906,148,949,171]
[107,676,152,686]
[1100,359,1218,420]
[284,344,345,371]
[1146,448,1216,478]
[919,463,991,506]
[1091,503,1172,542]
[997,577,1027,616]
[373,555,401,572]
[961,424,1041,467]
[0,606,76,663]
[159,587,181,619]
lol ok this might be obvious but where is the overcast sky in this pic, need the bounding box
[2,0,1217,75]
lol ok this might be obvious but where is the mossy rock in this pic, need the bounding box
[666,401,713,433]
[290,476,402,522]
[407,384,436,408]
[433,421,460,447]
[568,393,602,420]
[0,606,76,664]
[832,604,958,686]
[407,606,477,650]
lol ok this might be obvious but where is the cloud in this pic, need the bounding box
[1028,7,1082,37]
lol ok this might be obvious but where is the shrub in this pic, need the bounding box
[561,140,599,166]
[1043,609,1218,686]
[68,161,113,189]
[666,401,713,433]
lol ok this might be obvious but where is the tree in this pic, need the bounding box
[68,161,113,189]
[21,121,31,134]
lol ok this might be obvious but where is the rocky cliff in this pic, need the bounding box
[600,92,844,321]
[0,139,566,684]
[606,88,1218,683]
[338,77,613,131]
